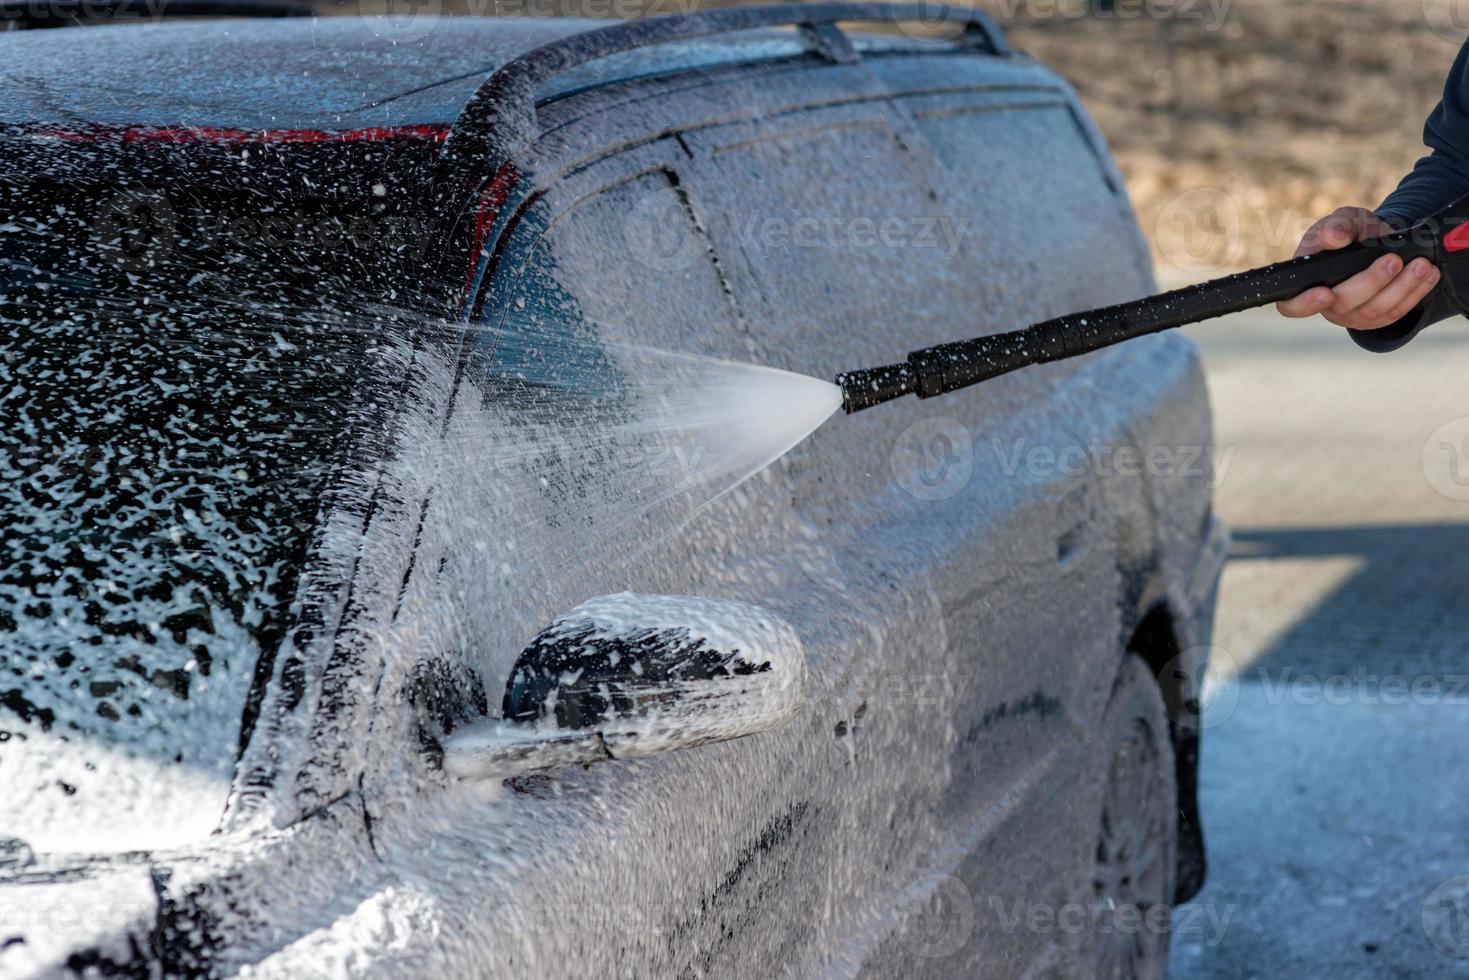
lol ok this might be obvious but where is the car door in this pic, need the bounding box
[351,54,1149,979]
[673,71,1146,974]
[351,133,885,977]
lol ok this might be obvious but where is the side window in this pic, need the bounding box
[911,102,1117,199]
[473,168,744,398]
[687,112,965,351]
[901,97,1149,315]
[684,96,1148,355]
[449,165,746,687]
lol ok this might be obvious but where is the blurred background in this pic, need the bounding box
[999,0,1454,276]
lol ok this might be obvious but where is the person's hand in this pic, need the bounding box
[1275,206,1440,330]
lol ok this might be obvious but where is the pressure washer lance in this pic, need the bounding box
[836,196,1469,414]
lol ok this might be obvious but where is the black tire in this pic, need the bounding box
[1083,653,1178,980]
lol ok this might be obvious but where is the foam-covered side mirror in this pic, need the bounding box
[442,593,805,780]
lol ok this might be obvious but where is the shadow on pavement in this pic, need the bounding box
[1230,523,1469,683]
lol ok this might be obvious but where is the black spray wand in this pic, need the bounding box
[836,196,1469,414]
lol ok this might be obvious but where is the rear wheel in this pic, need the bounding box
[1085,654,1178,980]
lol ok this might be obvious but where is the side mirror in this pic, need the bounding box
[442,593,805,780]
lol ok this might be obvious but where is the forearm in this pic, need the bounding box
[1377,155,1469,227]
[1377,40,1469,224]
[1340,40,1469,350]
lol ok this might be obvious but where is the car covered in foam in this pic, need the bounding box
[0,6,1225,977]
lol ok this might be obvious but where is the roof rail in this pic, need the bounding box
[439,2,1009,172]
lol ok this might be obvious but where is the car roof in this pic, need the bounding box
[0,15,894,133]
[0,17,595,130]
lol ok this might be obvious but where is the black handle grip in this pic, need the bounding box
[839,193,1469,414]
[908,233,1438,399]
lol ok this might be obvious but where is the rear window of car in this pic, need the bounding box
[0,183,364,849]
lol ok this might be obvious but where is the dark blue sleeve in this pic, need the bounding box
[1378,40,1469,223]
[1350,40,1469,353]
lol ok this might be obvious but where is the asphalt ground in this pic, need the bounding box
[1167,309,1469,979]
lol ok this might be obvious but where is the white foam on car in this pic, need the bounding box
[0,287,840,856]
[454,323,840,671]
[0,289,386,855]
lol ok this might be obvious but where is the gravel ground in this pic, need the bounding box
[1167,310,1469,979]
[986,0,1468,274]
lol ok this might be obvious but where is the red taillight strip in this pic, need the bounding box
[463,162,519,303]
[21,122,452,144]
